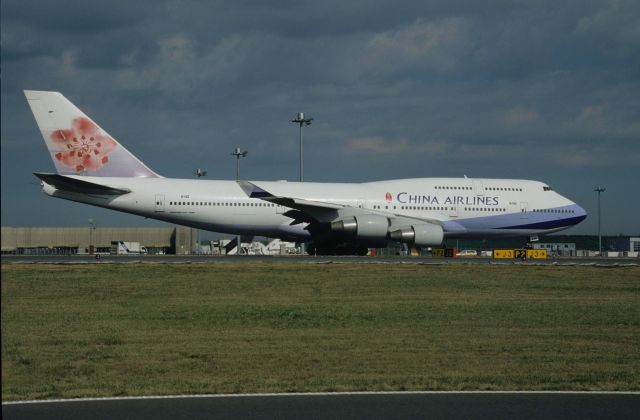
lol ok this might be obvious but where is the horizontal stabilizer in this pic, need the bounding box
[34,173,131,195]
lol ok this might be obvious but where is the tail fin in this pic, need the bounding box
[24,90,160,178]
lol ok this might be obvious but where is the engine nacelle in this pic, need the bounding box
[331,214,389,241]
[388,223,443,246]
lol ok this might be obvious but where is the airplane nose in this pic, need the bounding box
[577,204,587,217]
[573,203,587,224]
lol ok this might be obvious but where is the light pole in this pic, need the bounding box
[193,169,207,254]
[594,187,605,256]
[232,147,248,255]
[88,218,96,255]
[291,113,312,256]
[194,168,207,178]
[232,147,248,181]
[291,112,313,182]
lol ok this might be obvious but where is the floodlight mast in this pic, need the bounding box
[232,147,248,256]
[232,147,248,181]
[88,218,96,255]
[291,113,312,256]
[594,187,605,256]
[192,169,208,254]
[194,168,207,178]
[291,112,313,182]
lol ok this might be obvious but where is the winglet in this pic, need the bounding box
[237,181,274,199]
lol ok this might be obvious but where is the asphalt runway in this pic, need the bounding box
[2,254,638,266]
[3,392,639,420]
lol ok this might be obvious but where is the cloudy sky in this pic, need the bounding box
[2,0,639,235]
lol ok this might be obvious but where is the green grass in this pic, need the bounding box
[2,263,639,400]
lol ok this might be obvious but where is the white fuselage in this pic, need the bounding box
[42,176,587,241]
[25,90,588,246]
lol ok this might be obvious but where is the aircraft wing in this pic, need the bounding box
[238,181,343,223]
[238,181,443,226]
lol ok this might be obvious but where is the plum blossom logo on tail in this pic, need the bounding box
[385,192,392,202]
[50,117,117,173]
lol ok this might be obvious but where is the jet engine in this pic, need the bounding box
[388,223,443,246]
[330,214,390,241]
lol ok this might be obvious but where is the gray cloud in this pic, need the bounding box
[3,0,143,35]
[2,0,639,234]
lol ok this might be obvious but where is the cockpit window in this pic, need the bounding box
[543,186,553,191]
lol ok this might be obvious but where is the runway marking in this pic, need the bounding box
[4,390,639,405]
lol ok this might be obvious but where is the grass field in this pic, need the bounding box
[2,262,639,401]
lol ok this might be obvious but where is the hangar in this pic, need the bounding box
[2,227,638,257]
[1,226,197,255]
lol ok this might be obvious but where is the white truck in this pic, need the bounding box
[110,241,148,255]
[456,249,478,257]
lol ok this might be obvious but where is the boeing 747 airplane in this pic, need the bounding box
[25,90,587,252]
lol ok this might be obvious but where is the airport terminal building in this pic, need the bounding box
[1,226,197,255]
[2,226,638,257]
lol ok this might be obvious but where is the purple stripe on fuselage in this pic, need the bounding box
[445,204,586,233]
[499,214,587,230]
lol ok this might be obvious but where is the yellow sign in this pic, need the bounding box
[514,249,527,259]
[431,248,445,258]
[527,249,547,259]
[493,249,547,259]
[493,249,514,259]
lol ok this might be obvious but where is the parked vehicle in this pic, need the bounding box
[110,241,148,255]
[457,249,478,257]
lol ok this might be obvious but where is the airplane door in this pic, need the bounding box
[520,201,528,219]
[449,206,458,218]
[276,204,285,214]
[155,194,165,213]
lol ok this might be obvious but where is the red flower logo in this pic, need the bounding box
[50,117,118,173]
[385,192,393,202]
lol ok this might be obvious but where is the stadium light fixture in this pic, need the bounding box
[594,187,605,256]
[88,218,96,255]
[232,147,248,255]
[232,147,248,181]
[291,112,313,182]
